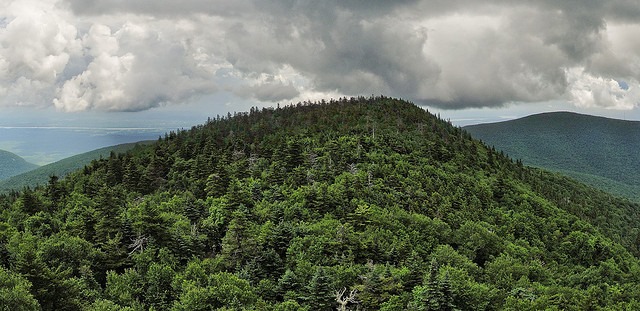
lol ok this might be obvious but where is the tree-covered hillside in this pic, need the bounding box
[464,112,640,201]
[0,141,152,193]
[2,97,640,310]
[0,150,38,180]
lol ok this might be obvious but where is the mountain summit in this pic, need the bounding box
[2,98,640,309]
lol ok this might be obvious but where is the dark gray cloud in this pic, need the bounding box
[233,80,300,102]
[63,0,255,17]
[1,0,640,111]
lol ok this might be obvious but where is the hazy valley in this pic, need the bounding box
[0,126,170,166]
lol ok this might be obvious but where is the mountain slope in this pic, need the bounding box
[2,98,640,310]
[0,141,153,192]
[0,149,38,180]
[464,111,640,200]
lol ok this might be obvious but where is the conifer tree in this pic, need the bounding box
[304,267,333,311]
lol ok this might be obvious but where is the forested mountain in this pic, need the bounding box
[465,112,640,201]
[0,150,38,180]
[0,141,152,193]
[2,97,640,310]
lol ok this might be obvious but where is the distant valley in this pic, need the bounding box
[0,141,152,192]
[0,126,170,165]
[465,112,640,201]
[0,125,169,190]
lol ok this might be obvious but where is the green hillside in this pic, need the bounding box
[464,112,640,201]
[2,97,640,310]
[0,141,153,192]
[0,149,38,180]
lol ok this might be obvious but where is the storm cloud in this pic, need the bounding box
[1,0,640,111]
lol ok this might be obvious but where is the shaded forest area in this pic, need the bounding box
[2,97,640,310]
[465,112,640,201]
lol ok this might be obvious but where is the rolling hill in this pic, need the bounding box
[0,149,38,180]
[2,98,640,309]
[464,111,640,201]
[0,141,153,192]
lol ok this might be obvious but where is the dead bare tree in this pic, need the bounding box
[335,287,358,311]
[128,234,147,256]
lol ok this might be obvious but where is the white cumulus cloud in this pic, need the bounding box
[567,67,639,110]
[53,20,218,111]
[0,0,80,105]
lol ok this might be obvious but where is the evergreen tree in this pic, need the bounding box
[0,266,40,311]
[409,260,458,311]
[304,267,333,311]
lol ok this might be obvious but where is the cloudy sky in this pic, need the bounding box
[2,0,640,127]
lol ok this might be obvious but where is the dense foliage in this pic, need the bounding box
[465,112,640,201]
[0,142,151,193]
[1,97,640,310]
[0,150,38,181]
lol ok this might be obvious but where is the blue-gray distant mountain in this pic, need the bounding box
[0,150,38,180]
[464,111,640,200]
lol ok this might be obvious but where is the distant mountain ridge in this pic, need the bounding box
[0,149,38,180]
[0,141,152,192]
[464,111,640,200]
